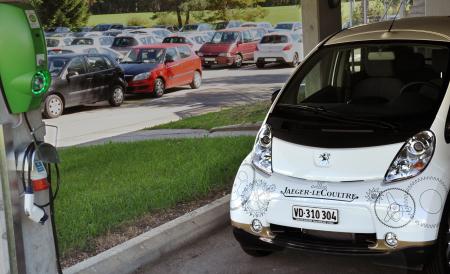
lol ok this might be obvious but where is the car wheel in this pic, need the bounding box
[109,85,124,107]
[153,78,165,98]
[43,94,64,119]
[256,62,265,69]
[290,53,300,67]
[233,54,243,68]
[422,200,450,273]
[241,246,273,257]
[190,71,202,89]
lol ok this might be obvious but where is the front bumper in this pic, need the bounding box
[254,51,294,63]
[201,55,235,66]
[125,78,155,94]
[230,157,448,255]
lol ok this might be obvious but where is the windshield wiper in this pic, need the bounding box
[278,104,399,131]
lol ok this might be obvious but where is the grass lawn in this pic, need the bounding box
[150,101,270,130]
[56,136,254,256]
[88,4,351,26]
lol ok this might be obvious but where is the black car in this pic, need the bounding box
[43,54,127,118]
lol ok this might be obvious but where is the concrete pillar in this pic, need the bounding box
[301,0,342,56]
[426,0,450,16]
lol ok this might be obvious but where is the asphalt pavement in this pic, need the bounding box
[136,226,407,274]
[45,64,293,147]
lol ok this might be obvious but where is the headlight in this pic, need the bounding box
[385,131,435,183]
[197,52,204,57]
[252,124,272,175]
[133,72,150,81]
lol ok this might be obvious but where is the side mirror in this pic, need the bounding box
[271,88,281,103]
[66,71,78,80]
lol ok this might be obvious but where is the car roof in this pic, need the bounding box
[218,27,250,32]
[326,16,450,45]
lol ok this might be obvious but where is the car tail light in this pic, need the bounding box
[283,44,293,51]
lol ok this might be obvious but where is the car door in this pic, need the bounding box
[60,57,91,107]
[85,56,113,102]
[164,47,183,88]
[241,30,257,61]
[177,45,196,84]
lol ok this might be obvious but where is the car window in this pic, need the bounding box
[48,57,70,76]
[67,57,86,75]
[86,56,109,72]
[165,48,179,62]
[243,31,252,43]
[178,46,192,59]
[46,39,60,47]
[163,37,186,44]
[211,31,239,44]
[261,35,289,44]
[103,56,115,68]
[72,38,94,45]
[113,37,138,47]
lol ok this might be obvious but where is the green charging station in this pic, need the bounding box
[0,1,50,114]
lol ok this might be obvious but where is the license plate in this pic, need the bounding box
[292,206,338,224]
[205,58,216,62]
[265,58,277,62]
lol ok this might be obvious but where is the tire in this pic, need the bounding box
[190,71,202,89]
[422,202,450,274]
[256,62,265,69]
[289,53,300,67]
[153,78,165,98]
[43,94,64,119]
[233,54,243,68]
[109,85,124,107]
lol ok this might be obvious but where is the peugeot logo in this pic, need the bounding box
[315,152,331,167]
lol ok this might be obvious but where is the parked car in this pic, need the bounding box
[70,26,93,38]
[43,54,126,118]
[124,26,145,30]
[215,20,243,30]
[241,22,273,29]
[48,45,125,62]
[163,33,206,53]
[273,21,302,32]
[248,27,269,41]
[111,34,159,55]
[46,37,73,50]
[45,26,71,36]
[198,28,258,68]
[254,32,303,68]
[103,30,124,37]
[181,23,213,32]
[230,16,450,272]
[153,25,179,32]
[120,44,202,97]
[127,28,172,40]
[91,24,124,32]
[70,36,114,47]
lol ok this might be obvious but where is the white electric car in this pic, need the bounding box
[254,32,303,68]
[231,16,450,273]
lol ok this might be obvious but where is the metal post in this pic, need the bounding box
[349,0,353,27]
[363,0,368,24]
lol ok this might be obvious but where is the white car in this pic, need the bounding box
[231,16,450,272]
[163,33,206,52]
[46,37,73,50]
[254,32,303,68]
[70,36,114,47]
[126,28,172,40]
[110,34,159,55]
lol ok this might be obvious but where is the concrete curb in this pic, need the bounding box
[64,195,231,274]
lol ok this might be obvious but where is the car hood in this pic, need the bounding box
[200,43,233,54]
[120,63,160,76]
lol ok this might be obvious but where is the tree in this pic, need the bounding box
[31,0,90,28]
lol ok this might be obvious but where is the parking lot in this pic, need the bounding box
[46,64,293,147]
[136,226,405,274]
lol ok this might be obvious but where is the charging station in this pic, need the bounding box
[0,1,60,273]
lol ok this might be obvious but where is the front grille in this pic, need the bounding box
[270,224,381,255]
[125,75,134,82]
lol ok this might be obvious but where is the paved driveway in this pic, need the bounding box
[136,226,407,274]
[45,65,293,147]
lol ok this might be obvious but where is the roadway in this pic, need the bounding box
[45,64,293,147]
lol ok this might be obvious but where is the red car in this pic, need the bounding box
[120,44,202,97]
[198,28,259,68]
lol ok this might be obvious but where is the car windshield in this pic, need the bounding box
[215,22,228,30]
[113,37,138,47]
[272,42,450,148]
[46,39,60,47]
[122,48,165,64]
[92,25,110,32]
[72,38,94,45]
[275,23,294,30]
[163,37,186,44]
[182,25,198,32]
[261,35,288,44]
[48,57,70,76]
[211,32,239,44]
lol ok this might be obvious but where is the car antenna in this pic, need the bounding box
[387,0,409,32]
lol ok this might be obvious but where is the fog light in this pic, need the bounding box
[251,219,263,233]
[31,71,50,95]
[385,232,398,248]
